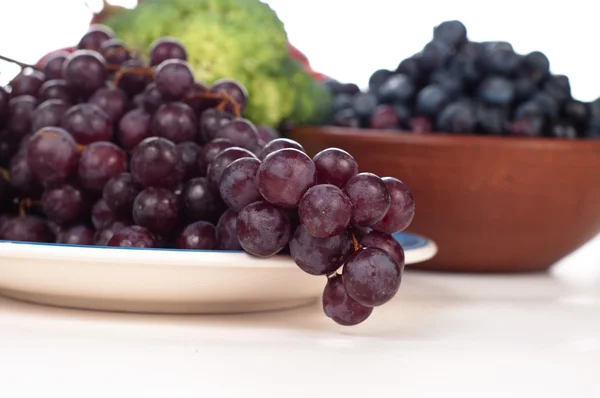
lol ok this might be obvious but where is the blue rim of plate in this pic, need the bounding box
[0,231,430,253]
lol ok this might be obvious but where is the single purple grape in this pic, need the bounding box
[141,83,163,113]
[215,118,259,150]
[10,69,45,97]
[176,221,217,250]
[7,95,37,138]
[9,148,42,197]
[149,37,188,66]
[342,247,401,307]
[42,184,90,225]
[38,79,73,103]
[103,172,141,216]
[107,225,156,248]
[289,224,353,276]
[31,99,71,132]
[313,148,359,188]
[62,103,113,144]
[257,138,304,161]
[100,39,131,66]
[216,209,242,250]
[62,50,108,97]
[211,79,248,113]
[88,87,129,122]
[206,147,256,191]
[257,148,316,208]
[181,177,225,224]
[372,177,415,234]
[154,59,194,100]
[130,137,184,188]
[323,274,373,326]
[117,108,152,151]
[94,220,130,246]
[43,52,69,80]
[298,184,352,238]
[236,201,291,257]
[177,141,203,180]
[56,224,95,246]
[219,157,262,213]
[360,230,405,271]
[151,102,198,143]
[0,216,54,242]
[344,173,391,227]
[199,109,234,144]
[78,141,128,192]
[198,138,234,174]
[78,25,114,51]
[132,187,180,234]
[26,127,80,186]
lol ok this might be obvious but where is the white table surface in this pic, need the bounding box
[1,236,599,398]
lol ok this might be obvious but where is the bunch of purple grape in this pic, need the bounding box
[0,25,415,326]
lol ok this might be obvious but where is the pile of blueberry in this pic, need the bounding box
[323,20,600,139]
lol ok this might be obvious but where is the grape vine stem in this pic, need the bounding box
[0,54,39,71]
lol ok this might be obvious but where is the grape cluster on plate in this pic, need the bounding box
[0,25,415,326]
[324,20,600,138]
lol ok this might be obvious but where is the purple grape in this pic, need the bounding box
[149,37,188,66]
[342,247,401,307]
[219,157,262,212]
[62,50,108,97]
[199,109,235,143]
[151,102,198,143]
[323,274,373,326]
[176,221,217,250]
[216,209,242,250]
[132,187,180,234]
[100,39,131,66]
[91,198,118,230]
[199,138,234,174]
[289,224,353,276]
[117,108,152,151]
[62,103,113,144]
[9,148,42,196]
[77,25,114,51]
[298,184,352,238]
[56,224,95,246]
[38,79,73,103]
[181,177,224,223]
[78,142,127,192]
[0,130,17,169]
[7,95,37,138]
[359,230,405,271]
[0,88,10,123]
[372,177,415,234]
[10,70,45,97]
[116,59,152,97]
[43,52,69,80]
[211,79,248,113]
[256,125,279,144]
[141,83,163,113]
[344,173,391,227]
[177,141,203,180]
[154,59,194,101]
[103,172,141,216]
[257,148,316,209]
[215,118,259,150]
[107,225,156,248]
[236,201,291,257]
[257,138,304,161]
[312,148,359,188]
[26,127,80,186]
[31,99,71,132]
[42,184,89,225]
[94,220,130,246]
[89,87,129,122]
[130,137,184,188]
[207,147,256,191]
[0,216,53,242]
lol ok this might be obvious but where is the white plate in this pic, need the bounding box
[0,232,437,314]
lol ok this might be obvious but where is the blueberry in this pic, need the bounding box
[415,85,450,118]
[342,83,360,96]
[393,103,412,127]
[430,70,464,98]
[563,100,589,126]
[590,98,600,117]
[436,100,477,134]
[352,92,378,122]
[476,105,508,135]
[433,20,468,48]
[508,118,544,137]
[368,69,394,93]
[550,122,577,139]
[532,91,559,120]
[482,41,514,52]
[395,57,421,82]
[448,42,484,85]
[544,75,571,103]
[377,74,414,104]
[515,100,544,120]
[521,51,550,84]
[332,93,354,113]
[324,80,346,96]
[514,76,536,103]
[477,76,515,106]
[588,115,600,138]
[419,40,453,72]
[483,48,521,75]
[332,108,360,128]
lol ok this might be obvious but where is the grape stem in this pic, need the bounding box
[0,54,39,71]
[0,167,9,182]
[111,65,155,89]
[18,198,40,218]
[184,91,242,118]
[351,233,361,251]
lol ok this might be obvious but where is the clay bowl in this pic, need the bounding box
[289,125,600,273]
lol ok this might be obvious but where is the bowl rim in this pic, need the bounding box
[293,125,600,151]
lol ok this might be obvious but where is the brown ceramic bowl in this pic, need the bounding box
[289,125,600,273]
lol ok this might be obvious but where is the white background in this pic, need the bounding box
[0,0,598,101]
